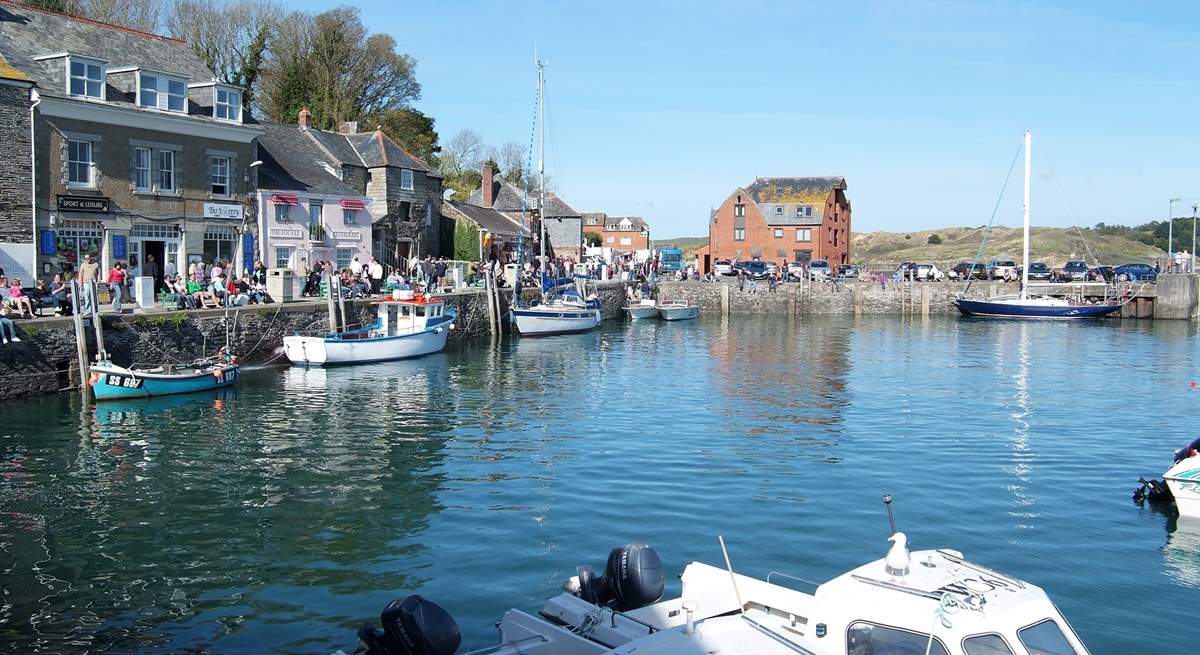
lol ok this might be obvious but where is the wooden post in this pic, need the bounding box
[89,281,106,362]
[69,281,90,398]
[335,276,348,333]
[483,271,496,335]
[854,282,863,315]
[720,282,730,316]
[921,284,930,317]
[325,275,339,333]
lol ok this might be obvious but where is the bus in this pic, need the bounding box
[658,247,683,272]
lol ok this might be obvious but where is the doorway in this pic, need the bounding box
[142,240,165,294]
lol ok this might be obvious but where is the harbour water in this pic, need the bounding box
[1,315,1197,653]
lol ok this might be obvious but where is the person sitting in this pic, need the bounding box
[302,267,322,297]
[170,276,195,309]
[225,275,249,306]
[0,304,18,343]
[47,274,70,315]
[8,278,33,318]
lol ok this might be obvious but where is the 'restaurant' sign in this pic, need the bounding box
[330,230,360,241]
[57,195,109,212]
[203,203,244,220]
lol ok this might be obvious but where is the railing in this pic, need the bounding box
[307,223,326,242]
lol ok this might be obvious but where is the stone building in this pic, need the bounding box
[468,164,583,260]
[0,1,263,287]
[582,212,650,252]
[0,51,33,280]
[705,176,851,272]
[441,200,527,264]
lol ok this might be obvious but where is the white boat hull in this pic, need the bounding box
[283,326,450,366]
[513,307,601,336]
[625,305,659,319]
[659,305,699,321]
[1166,454,1200,518]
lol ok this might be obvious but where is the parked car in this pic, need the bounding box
[910,263,945,281]
[785,261,807,281]
[986,259,1018,280]
[765,261,779,277]
[1088,265,1115,282]
[714,259,734,276]
[743,261,769,279]
[1057,260,1089,282]
[836,264,860,280]
[1018,262,1053,281]
[1113,263,1158,282]
[808,260,832,280]
[951,261,988,280]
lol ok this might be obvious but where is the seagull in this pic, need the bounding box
[885,532,910,577]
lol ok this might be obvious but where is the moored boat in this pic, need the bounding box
[90,359,240,401]
[658,299,699,321]
[1165,439,1200,518]
[625,299,658,320]
[283,293,456,366]
[513,276,601,336]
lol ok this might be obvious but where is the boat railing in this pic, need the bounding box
[461,634,549,655]
[765,571,822,591]
[607,607,659,634]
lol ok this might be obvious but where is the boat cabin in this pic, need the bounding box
[372,296,447,337]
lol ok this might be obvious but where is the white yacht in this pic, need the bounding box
[349,537,1090,655]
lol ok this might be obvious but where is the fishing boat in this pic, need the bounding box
[513,276,602,336]
[625,298,659,320]
[90,357,239,401]
[1165,439,1200,518]
[658,299,700,321]
[283,293,456,366]
[955,131,1121,319]
[349,531,1092,655]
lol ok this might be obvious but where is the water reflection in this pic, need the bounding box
[1163,516,1200,589]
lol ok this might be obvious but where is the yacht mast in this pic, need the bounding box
[537,60,546,262]
[1021,130,1031,301]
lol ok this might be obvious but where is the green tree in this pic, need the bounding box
[584,231,602,247]
[372,108,440,163]
[167,0,280,112]
[927,233,942,245]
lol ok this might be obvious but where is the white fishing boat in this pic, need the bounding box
[658,299,699,321]
[349,531,1092,655]
[513,277,601,336]
[1165,439,1200,518]
[283,293,455,366]
[625,299,659,320]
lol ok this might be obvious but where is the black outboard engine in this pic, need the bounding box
[1133,477,1174,504]
[576,543,665,612]
[357,595,461,655]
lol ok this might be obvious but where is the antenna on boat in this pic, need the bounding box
[717,535,746,615]
[883,494,897,535]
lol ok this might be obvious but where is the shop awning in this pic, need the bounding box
[339,198,366,210]
[270,194,300,205]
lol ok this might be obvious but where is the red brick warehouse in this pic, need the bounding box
[703,177,851,273]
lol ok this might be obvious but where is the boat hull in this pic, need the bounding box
[954,297,1120,318]
[283,320,452,366]
[1167,455,1200,518]
[625,305,659,320]
[513,307,601,336]
[659,305,699,321]
[90,363,240,400]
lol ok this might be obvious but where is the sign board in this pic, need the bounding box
[269,227,305,239]
[203,203,244,220]
[39,229,56,256]
[242,233,254,270]
[331,230,361,241]
[112,235,127,259]
[57,195,109,213]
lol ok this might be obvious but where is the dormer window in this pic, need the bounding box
[139,72,187,112]
[215,87,241,122]
[69,57,105,99]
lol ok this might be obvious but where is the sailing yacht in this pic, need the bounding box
[954,131,1122,319]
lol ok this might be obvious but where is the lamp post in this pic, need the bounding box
[1169,198,1181,272]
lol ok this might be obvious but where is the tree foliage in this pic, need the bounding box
[80,0,161,32]
[584,231,602,247]
[167,0,280,112]
[371,108,440,163]
[927,233,942,245]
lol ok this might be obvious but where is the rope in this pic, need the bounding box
[964,139,1024,295]
[1039,149,1100,267]
[236,302,284,359]
[114,316,192,366]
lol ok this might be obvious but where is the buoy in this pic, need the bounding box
[213,369,224,379]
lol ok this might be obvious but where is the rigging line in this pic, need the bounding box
[965,139,1024,295]
[544,80,564,193]
[514,64,540,308]
[1038,149,1099,267]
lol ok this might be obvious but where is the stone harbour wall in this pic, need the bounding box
[657,280,969,315]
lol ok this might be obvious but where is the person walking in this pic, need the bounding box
[107,261,126,312]
[78,253,99,314]
[737,268,746,292]
[144,253,161,296]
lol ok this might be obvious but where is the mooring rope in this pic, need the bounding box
[964,139,1024,295]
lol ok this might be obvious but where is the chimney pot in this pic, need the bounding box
[481,163,495,209]
[298,107,312,129]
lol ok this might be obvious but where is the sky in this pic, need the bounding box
[293,0,1200,238]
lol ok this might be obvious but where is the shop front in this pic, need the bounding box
[258,192,372,275]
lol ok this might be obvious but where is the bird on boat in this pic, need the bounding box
[885,532,910,577]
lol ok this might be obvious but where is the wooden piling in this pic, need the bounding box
[853,282,863,315]
[721,283,730,316]
[335,277,347,332]
[325,276,339,333]
[69,281,89,398]
[89,281,106,362]
[921,285,930,317]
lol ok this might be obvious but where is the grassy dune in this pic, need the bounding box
[853,227,1165,267]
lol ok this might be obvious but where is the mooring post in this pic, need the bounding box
[335,277,347,333]
[854,282,863,315]
[89,281,106,362]
[721,282,730,316]
[325,276,339,334]
[921,284,930,317]
[69,280,90,397]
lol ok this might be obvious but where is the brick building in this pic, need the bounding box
[0,52,33,280]
[582,212,650,252]
[705,176,850,272]
[0,1,264,286]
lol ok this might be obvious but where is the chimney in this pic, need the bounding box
[481,163,495,208]
[298,107,311,129]
[337,121,359,135]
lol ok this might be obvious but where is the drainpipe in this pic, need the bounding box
[29,88,40,281]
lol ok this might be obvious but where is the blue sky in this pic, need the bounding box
[293,0,1200,238]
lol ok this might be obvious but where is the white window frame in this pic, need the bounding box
[734,228,746,241]
[68,56,105,99]
[734,203,745,217]
[774,228,783,238]
[158,150,176,193]
[214,87,242,122]
[400,168,414,190]
[138,72,187,112]
[796,228,811,242]
[775,206,783,215]
[343,208,356,225]
[134,146,152,192]
[67,139,94,188]
[274,246,292,270]
[209,156,231,197]
[308,201,323,227]
[275,204,290,222]
[336,248,354,270]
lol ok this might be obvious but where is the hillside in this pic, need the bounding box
[853,227,1165,267]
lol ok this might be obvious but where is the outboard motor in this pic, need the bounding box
[357,595,461,655]
[576,543,665,612]
[1133,477,1174,504]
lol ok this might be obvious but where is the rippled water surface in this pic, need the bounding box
[1,316,1197,653]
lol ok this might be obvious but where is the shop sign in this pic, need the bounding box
[57,195,109,213]
[331,230,361,241]
[113,235,127,259]
[268,227,304,239]
[242,233,254,269]
[39,229,57,256]
[203,203,244,220]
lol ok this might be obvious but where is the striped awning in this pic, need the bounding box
[339,198,366,210]
[270,194,300,205]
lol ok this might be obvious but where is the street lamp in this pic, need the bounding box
[1169,197,1181,272]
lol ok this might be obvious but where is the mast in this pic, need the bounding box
[1021,130,1031,300]
[537,59,546,262]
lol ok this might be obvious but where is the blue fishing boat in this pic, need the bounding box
[89,359,240,401]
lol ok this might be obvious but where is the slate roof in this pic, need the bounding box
[345,131,435,174]
[306,128,365,167]
[744,176,847,226]
[256,122,364,198]
[0,1,214,92]
[467,179,580,218]
[444,200,524,237]
[0,51,28,82]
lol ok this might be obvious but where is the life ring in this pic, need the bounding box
[213,368,224,380]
